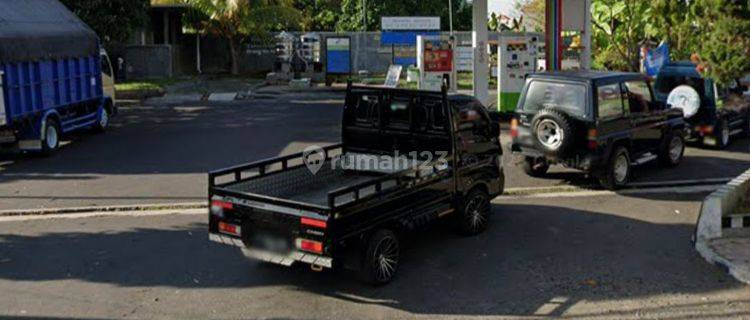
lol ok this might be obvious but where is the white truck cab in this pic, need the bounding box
[100,49,116,105]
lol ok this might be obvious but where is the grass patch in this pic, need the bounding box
[115,79,179,92]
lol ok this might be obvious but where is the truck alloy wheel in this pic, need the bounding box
[361,229,399,285]
[456,189,490,235]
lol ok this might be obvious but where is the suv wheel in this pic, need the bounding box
[599,147,631,190]
[715,119,730,149]
[455,189,491,236]
[531,109,574,156]
[521,156,549,177]
[658,131,685,167]
[360,229,400,285]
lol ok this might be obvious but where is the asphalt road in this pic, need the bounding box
[1,191,748,319]
[0,91,749,211]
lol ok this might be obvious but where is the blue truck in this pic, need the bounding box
[0,0,114,154]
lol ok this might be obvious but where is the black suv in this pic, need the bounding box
[510,71,686,189]
[654,61,750,148]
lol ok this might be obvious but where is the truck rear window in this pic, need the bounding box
[521,80,587,116]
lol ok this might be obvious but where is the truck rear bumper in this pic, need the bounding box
[208,232,333,269]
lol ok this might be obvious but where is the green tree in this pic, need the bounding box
[335,0,472,32]
[590,0,650,71]
[59,0,150,48]
[183,0,300,75]
[690,0,750,84]
[516,0,545,32]
[294,0,341,31]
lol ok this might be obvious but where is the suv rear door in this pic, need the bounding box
[595,82,631,152]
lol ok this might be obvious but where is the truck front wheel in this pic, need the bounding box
[360,229,400,285]
[456,189,491,236]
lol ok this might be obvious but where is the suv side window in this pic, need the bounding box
[624,80,652,113]
[597,83,624,119]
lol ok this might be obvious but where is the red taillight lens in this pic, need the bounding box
[510,119,519,138]
[211,200,233,210]
[587,128,598,150]
[297,239,323,254]
[301,217,327,229]
[218,221,241,236]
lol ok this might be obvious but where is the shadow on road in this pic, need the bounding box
[0,204,745,318]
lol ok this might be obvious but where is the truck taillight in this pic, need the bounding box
[587,128,598,150]
[510,119,519,138]
[297,239,323,254]
[218,221,241,236]
[301,217,327,229]
[210,200,233,217]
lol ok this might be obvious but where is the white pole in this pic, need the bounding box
[472,0,489,105]
[196,34,202,74]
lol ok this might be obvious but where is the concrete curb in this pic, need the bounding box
[694,168,750,285]
[0,202,206,217]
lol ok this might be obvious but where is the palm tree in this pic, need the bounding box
[183,0,300,75]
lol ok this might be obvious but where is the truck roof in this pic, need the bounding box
[0,0,99,62]
[528,71,646,83]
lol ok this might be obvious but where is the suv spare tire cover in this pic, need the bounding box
[531,109,574,156]
[667,85,701,118]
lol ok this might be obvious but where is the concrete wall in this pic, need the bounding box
[124,45,173,80]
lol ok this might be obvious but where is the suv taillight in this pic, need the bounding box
[587,128,598,150]
[510,119,519,138]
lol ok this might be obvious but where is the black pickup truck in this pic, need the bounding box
[208,85,505,284]
[511,71,686,189]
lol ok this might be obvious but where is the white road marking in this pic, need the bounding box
[496,184,723,201]
[0,208,206,222]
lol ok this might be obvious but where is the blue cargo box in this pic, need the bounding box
[2,55,103,122]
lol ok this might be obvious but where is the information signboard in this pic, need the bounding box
[325,37,351,75]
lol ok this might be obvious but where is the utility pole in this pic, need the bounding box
[362,0,367,31]
[448,0,454,35]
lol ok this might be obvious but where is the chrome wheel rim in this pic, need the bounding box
[465,194,488,231]
[373,236,398,282]
[46,125,58,149]
[669,136,683,162]
[536,119,564,150]
[614,153,629,183]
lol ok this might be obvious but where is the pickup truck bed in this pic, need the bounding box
[222,160,387,207]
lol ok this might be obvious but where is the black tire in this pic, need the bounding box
[521,156,549,177]
[658,130,685,167]
[359,229,400,285]
[455,188,491,236]
[714,118,730,149]
[531,109,575,156]
[40,118,61,156]
[93,105,110,133]
[598,146,631,190]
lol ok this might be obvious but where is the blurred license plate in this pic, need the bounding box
[703,136,717,146]
[253,233,290,253]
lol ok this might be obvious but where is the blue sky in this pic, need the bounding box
[489,0,522,18]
